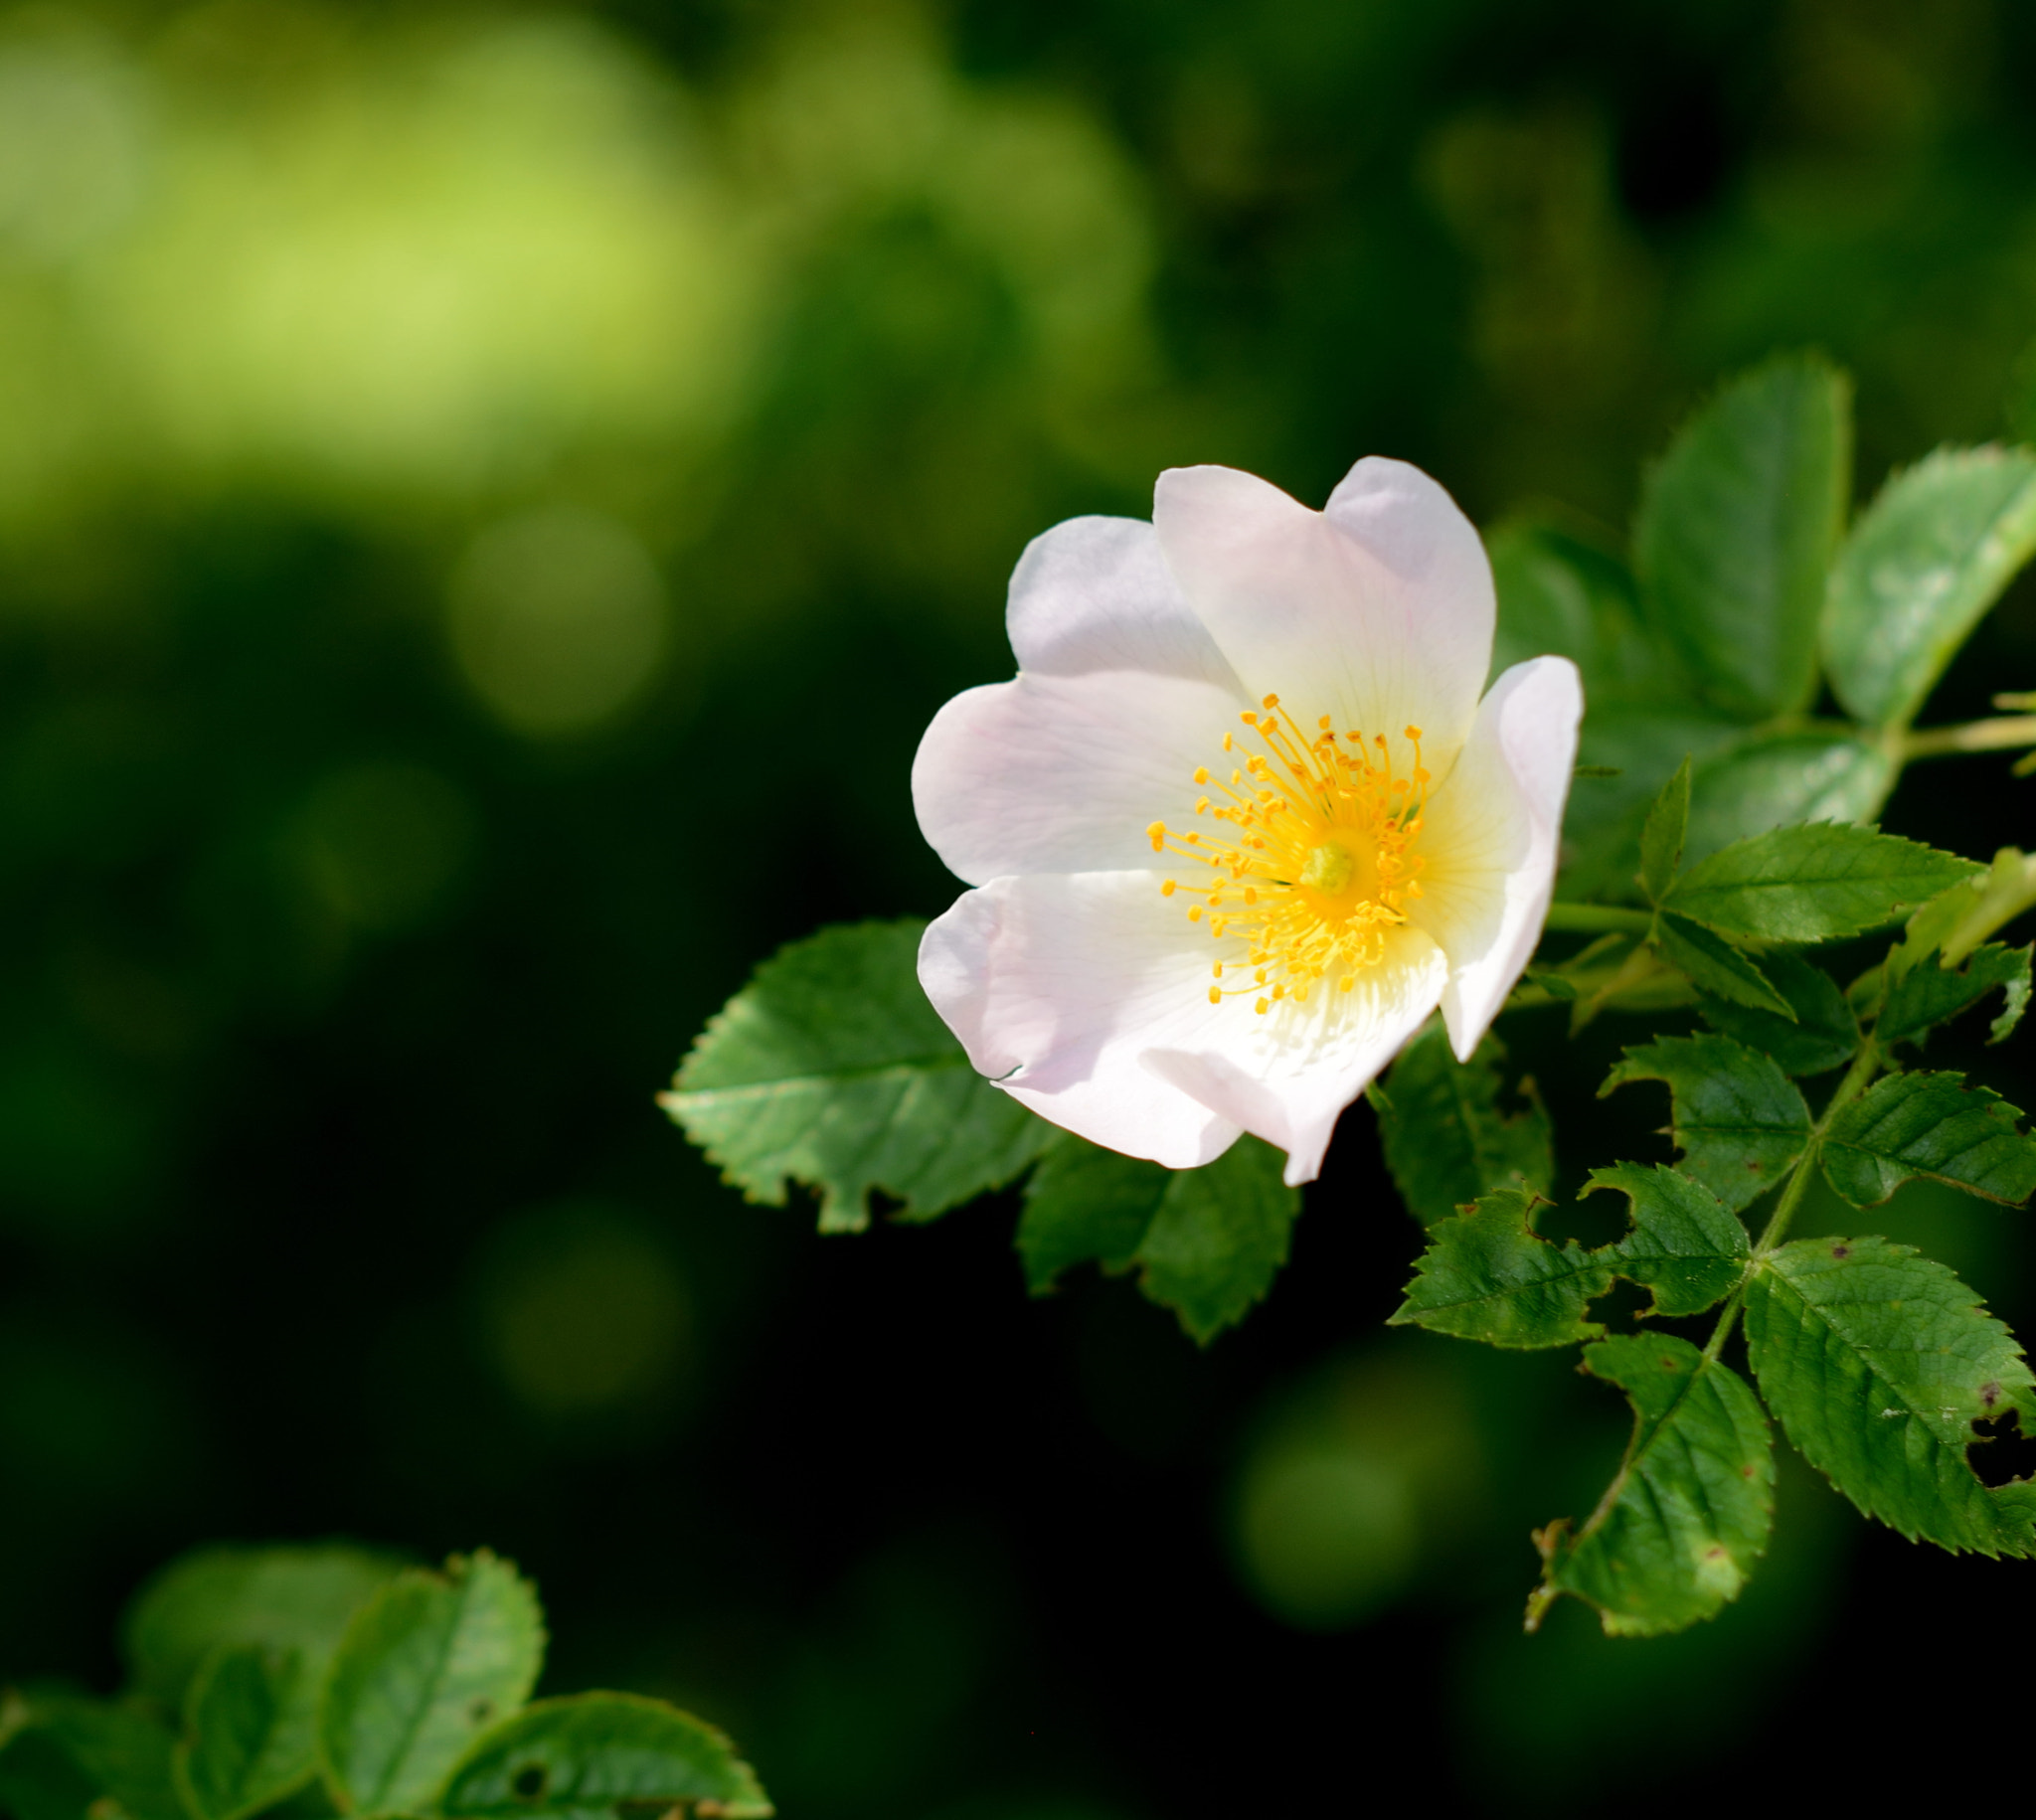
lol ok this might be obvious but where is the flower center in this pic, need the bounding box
[1145,693,1429,1015]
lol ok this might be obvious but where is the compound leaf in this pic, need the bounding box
[1696,950,1860,1075]
[124,1546,403,1714]
[1665,824,1982,942]
[661,919,1057,1234]
[176,1647,318,1820]
[1389,1190,1610,1349]
[1634,354,1850,721]
[1825,444,2036,729]
[1878,943,2033,1050]
[319,1552,545,1818]
[1132,1138,1299,1345]
[1651,911,1792,1016]
[1530,1335,1773,1637]
[1602,1036,1812,1213]
[1587,1162,1748,1317]
[1820,1070,2036,1208]
[439,1694,771,1820]
[1744,1237,2036,1554]
[1370,1026,1553,1227]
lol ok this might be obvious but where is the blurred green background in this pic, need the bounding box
[7,0,2036,1813]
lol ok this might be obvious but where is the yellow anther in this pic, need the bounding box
[1188,905,1203,921]
[1161,879,1177,897]
[1255,997,1270,1015]
[1147,821,1166,852]
[1262,694,1279,709]
[1208,985,1221,1005]
[1194,767,1210,784]
[1223,732,1235,751]
[1196,797,1211,814]
[1241,710,1259,727]
[1213,962,1224,979]
[1318,715,1333,732]
[1405,725,1423,741]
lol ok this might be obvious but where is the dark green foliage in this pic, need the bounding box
[1370,1026,1553,1226]
[176,1647,319,1820]
[1696,951,1859,1076]
[0,1696,181,1820]
[1878,942,2033,1049]
[1637,758,1691,904]
[1819,1072,2036,1208]
[1633,355,1851,721]
[1744,1240,2036,1555]
[1601,1036,1811,1214]
[1020,1137,1299,1344]
[1650,912,1790,1016]
[1532,1336,1773,1637]
[1589,1164,1748,1318]
[439,1696,770,1820]
[1824,446,2036,729]
[1391,1191,1610,1349]
[661,920,1057,1233]
[1664,825,1982,942]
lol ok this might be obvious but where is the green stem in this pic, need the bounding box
[1543,903,1654,934]
[1897,715,2036,761]
[1751,1041,1883,1258]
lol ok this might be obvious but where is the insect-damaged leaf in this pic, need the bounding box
[1819,1071,2036,1208]
[1878,943,2033,1050]
[1370,1026,1552,1227]
[1601,1035,1812,1214]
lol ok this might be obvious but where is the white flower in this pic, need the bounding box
[912,458,1583,1186]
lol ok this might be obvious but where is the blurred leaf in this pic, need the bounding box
[1601,1036,1811,1214]
[1390,1189,1608,1349]
[1650,913,1790,1016]
[124,1547,403,1714]
[1132,1138,1299,1345]
[1878,943,2033,1050]
[1016,1140,1163,1290]
[1681,732,1894,871]
[1696,950,1860,1076]
[1824,445,2036,729]
[320,1552,545,1819]
[1531,1334,1773,1637]
[1634,355,1851,721]
[661,920,1057,1235]
[0,1696,181,1820]
[1370,1026,1552,1227]
[1665,824,1981,942]
[1557,705,1745,901]
[1744,1237,2036,1554]
[1637,757,1691,903]
[1487,523,1682,701]
[1819,1072,2036,1209]
[439,1694,770,1820]
[1587,1163,1748,1317]
[175,1648,316,1820]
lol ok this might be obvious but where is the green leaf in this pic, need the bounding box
[1389,1190,1609,1349]
[1878,942,2033,1049]
[439,1694,770,1820]
[1696,950,1860,1076]
[660,919,1057,1234]
[1017,1137,1298,1343]
[1824,444,2036,728]
[1650,911,1791,1016]
[1530,1335,1774,1637]
[1587,1163,1748,1318]
[1665,823,1982,942]
[0,1696,181,1820]
[1556,705,1747,901]
[319,1552,546,1819]
[1369,1026,1553,1227]
[1680,732,1894,873]
[1819,1071,2036,1208]
[1601,1035,1812,1214]
[1132,1138,1300,1344]
[1638,758,1692,903]
[176,1649,318,1820]
[1488,522,1684,703]
[124,1546,403,1714]
[1634,354,1851,721]
[1744,1237,2036,1554]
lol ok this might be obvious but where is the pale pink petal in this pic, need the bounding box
[1409,656,1583,1059]
[1007,515,1246,693]
[913,670,1247,886]
[1152,458,1495,765]
[919,872,1246,1168]
[1144,923,1448,1185]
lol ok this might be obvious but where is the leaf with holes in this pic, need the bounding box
[1389,1190,1610,1349]
[176,1647,320,1820]
[1697,950,1859,1076]
[1650,911,1792,1017]
[1824,444,2036,729]
[1819,1071,2036,1208]
[1878,943,2033,1050]
[1665,824,1982,943]
[661,919,1057,1234]
[1743,1238,2036,1555]
[439,1694,770,1820]
[1601,1036,1811,1213]
[1531,1334,1773,1636]
[1634,354,1850,721]
[1588,1163,1748,1317]
[1370,1026,1553,1226]
[319,1552,545,1818]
